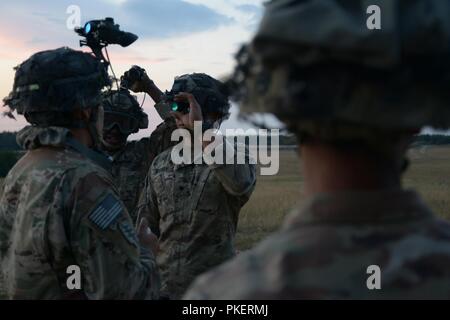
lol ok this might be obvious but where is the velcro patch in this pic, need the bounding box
[89,194,124,230]
[119,221,139,247]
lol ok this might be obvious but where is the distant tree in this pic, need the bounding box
[414,134,450,146]
[0,132,19,151]
[0,151,21,177]
[279,134,298,146]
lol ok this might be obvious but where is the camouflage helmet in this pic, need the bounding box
[233,0,450,141]
[3,47,110,127]
[169,73,231,120]
[102,89,148,135]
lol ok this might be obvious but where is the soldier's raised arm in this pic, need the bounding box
[177,91,257,198]
[122,65,170,120]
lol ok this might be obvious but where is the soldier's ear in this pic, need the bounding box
[71,108,92,122]
[82,109,92,121]
[81,109,92,122]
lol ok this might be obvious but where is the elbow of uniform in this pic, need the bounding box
[228,177,256,197]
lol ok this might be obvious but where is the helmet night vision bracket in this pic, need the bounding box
[75,17,138,89]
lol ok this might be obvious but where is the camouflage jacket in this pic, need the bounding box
[0,126,159,300]
[137,140,256,299]
[106,118,177,221]
[184,189,450,299]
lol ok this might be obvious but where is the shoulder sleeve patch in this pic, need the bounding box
[119,221,139,248]
[89,193,124,230]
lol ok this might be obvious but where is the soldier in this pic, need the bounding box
[0,47,159,299]
[184,0,450,299]
[137,73,257,299]
[101,89,176,219]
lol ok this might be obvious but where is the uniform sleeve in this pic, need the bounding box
[67,172,160,300]
[208,138,257,198]
[147,118,178,161]
[136,168,161,237]
[154,101,172,120]
[134,117,177,165]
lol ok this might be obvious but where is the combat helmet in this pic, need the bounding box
[232,0,450,142]
[168,73,231,121]
[3,47,110,128]
[102,89,149,136]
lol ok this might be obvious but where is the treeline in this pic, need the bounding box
[0,131,449,177]
[0,132,20,151]
[0,131,300,150]
[0,132,21,176]
[229,134,450,147]
[0,152,21,177]
[413,134,450,146]
[225,134,298,146]
[2,131,450,151]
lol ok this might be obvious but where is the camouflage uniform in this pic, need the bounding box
[185,190,450,299]
[107,117,177,219]
[138,142,256,299]
[0,126,159,299]
[0,48,160,299]
[184,0,450,299]
[138,74,256,299]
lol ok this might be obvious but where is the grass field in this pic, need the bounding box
[235,146,450,250]
[1,146,449,251]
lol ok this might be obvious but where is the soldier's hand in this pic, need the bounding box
[123,67,154,93]
[137,218,159,255]
[174,92,203,130]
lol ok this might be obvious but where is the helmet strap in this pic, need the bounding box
[87,121,102,150]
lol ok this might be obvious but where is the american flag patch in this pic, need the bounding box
[89,194,124,230]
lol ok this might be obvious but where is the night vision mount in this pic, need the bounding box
[75,17,138,68]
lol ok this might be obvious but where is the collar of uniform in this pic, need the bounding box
[17,125,72,150]
[283,189,434,227]
[65,137,112,171]
[104,144,127,162]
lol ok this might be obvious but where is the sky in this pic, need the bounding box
[0,0,275,139]
[0,0,447,138]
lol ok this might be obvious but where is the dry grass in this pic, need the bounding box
[404,146,450,220]
[235,149,303,250]
[235,146,450,250]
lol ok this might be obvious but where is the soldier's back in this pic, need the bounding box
[0,139,114,299]
[185,190,450,299]
[110,138,152,216]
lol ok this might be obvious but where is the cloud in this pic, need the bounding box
[0,0,271,133]
[0,0,236,73]
[235,4,263,30]
[0,0,234,48]
[236,4,262,14]
[118,0,235,38]
[182,0,263,31]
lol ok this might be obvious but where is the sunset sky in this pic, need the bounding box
[0,0,276,139]
[0,0,446,138]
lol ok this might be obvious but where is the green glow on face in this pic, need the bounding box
[171,102,179,111]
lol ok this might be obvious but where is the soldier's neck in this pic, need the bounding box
[70,128,94,148]
[301,143,401,197]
